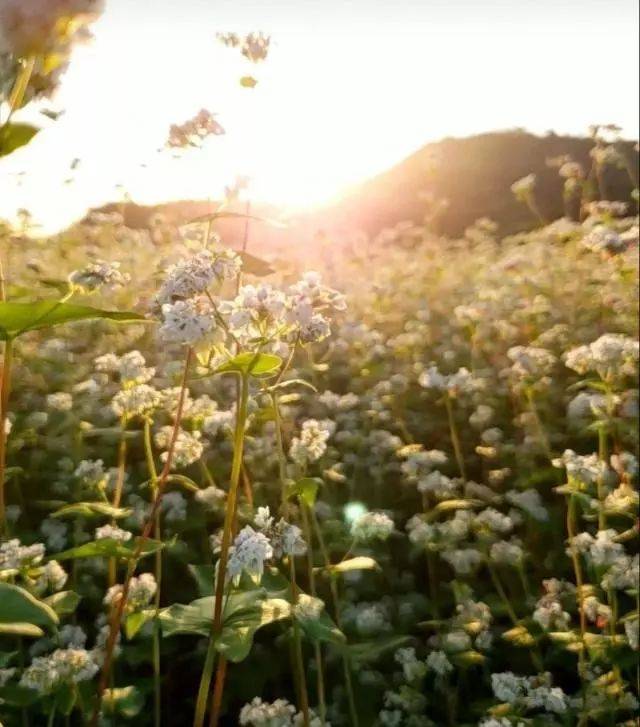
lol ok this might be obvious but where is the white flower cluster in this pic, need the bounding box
[157,249,241,304]
[253,507,307,558]
[289,419,334,465]
[154,426,203,469]
[95,524,132,542]
[490,672,568,714]
[564,334,639,380]
[104,573,157,612]
[418,366,473,396]
[0,539,45,573]
[68,259,129,293]
[227,526,274,585]
[507,345,556,380]
[19,648,99,695]
[95,350,155,385]
[350,511,394,542]
[239,697,327,726]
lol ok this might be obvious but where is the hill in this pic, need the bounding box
[90,130,638,253]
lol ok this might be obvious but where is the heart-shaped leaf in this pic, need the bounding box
[0,583,59,630]
[215,352,282,377]
[54,537,164,561]
[0,301,147,340]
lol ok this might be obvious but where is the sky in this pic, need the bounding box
[0,0,638,233]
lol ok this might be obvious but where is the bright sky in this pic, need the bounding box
[1,0,638,233]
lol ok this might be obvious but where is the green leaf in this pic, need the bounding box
[268,378,317,394]
[343,635,411,663]
[125,609,155,639]
[54,537,164,561]
[0,583,59,630]
[240,251,275,277]
[426,499,484,521]
[0,622,45,638]
[102,686,145,718]
[316,556,379,576]
[502,625,536,647]
[287,477,321,507]
[0,685,39,707]
[294,595,345,645]
[0,122,39,157]
[51,502,132,520]
[44,590,81,617]
[215,352,282,377]
[215,597,292,662]
[450,649,486,667]
[56,683,76,715]
[188,564,215,597]
[0,301,147,340]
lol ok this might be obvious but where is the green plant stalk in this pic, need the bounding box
[108,415,128,588]
[444,393,466,480]
[309,507,359,727]
[290,557,311,727]
[144,417,162,727]
[566,492,589,717]
[300,505,327,723]
[0,336,14,534]
[271,391,313,722]
[193,372,250,727]
[525,387,553,462]
[91,347,193,727]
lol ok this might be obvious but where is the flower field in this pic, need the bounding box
[0,2,639,726]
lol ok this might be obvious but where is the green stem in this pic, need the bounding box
[144,418,162,727]
[309,508,359,726]
[444,393,466,480]
[0,336,14,535]
[194,373,250,727]
[91,348,193,727]
[290,557,311,726]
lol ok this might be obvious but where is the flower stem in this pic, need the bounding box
[193,372,250,727]
[444,393,466,480]
[144,417,162,727]
[0,336,14,535]
[290,557,311,726]
[91,347,193,727]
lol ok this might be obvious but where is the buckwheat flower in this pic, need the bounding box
[158,298,216,345]
[469,404,494,429]
[58,625,87,649]
[354,603,390,636]
[419,366,473,396]
[400,448,448,480]
[104,573,157,612]
[351,511,394,541]
[507,346,556,379]
[511,173,536,199]
[254,506,274,531]
[379,709,403,726]
[552,449,604,486]
[155,426,203,469]
[526,686,567,714]
[299,312,331,343]
[226,526,273,585]
[564,334,639,379]
[272,520,307,557]
[443,630,472,653]
[161,491,188,522]
[490,539,524,566]
[167,109,225,148]
[587,529,625,567]
[425,650,453,676]
[581,225,626,254]
[184,394,219,423]
[582,596,611,625]
[533,589,571,631]
[0,539,45,571]
[74,458,107,491]
[441,548,482,575]
[157,249,239,304]
[95,524,132,542]
[479,719,521,727]
[116,351,155,384]
[406,515,436,547]
[34,560,67,594]
[20,649,99,694]
[239,697,295,725]
[40,518,68,551]
[47,392,73,411]
[491,672,529,703]
[624,617,639,650]
[474,508,514,535]
[68,259,129,293]
[294,594,325,623]
[289,419,333,465]
[221,283,287,335]
[202,409,234,437]
[395,647,427,682]
[194,485,226,509]
[417,470,458,499]
[601,554,639,591]
[111,383,161,418]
